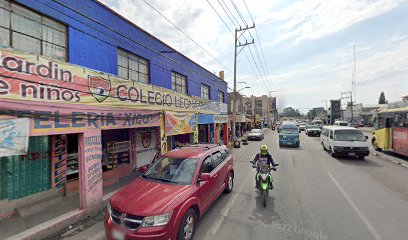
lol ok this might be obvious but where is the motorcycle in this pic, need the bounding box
[250,161,277,207]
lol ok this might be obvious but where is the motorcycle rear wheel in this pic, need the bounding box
[262,190,267,207]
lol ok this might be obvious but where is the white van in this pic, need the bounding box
[312,119,323,128]
[334,120,348,126]
[320,126,370,159]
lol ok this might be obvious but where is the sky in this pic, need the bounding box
[100,0,408,112]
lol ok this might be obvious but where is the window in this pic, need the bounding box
[171,71,187,94]
[201,84,210,99]
[220,148,230,160]
[218,91,224,103]
[200,156,213,173]
[0,1,67,61]
[212,151,222,168]
[117,49,149,84]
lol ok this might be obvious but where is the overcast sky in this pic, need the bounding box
[100,0,408,112]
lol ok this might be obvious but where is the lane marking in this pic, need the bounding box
[204,169,253,239]
[327,172,382,240]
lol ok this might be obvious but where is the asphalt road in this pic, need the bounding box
[61,129,408,240]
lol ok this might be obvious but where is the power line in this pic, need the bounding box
[223,1,272,91]
[206,0,234,34]
[206,0,271,92]
[241,0,277,89]
[229,0,247,25]
[142,0,230,71]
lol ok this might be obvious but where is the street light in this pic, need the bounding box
[237,86,251,92]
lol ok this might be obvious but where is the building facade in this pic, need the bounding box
[0,0,227,218]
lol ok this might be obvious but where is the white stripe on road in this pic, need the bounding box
[204,172,253,239]
[327,172,382,240]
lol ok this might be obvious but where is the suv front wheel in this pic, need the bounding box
[178,208,197,240]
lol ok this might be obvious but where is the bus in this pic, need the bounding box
[372,107,408,157]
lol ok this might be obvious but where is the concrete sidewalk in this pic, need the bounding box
[3,173,137,240]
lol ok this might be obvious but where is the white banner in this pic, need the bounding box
[136,128,158,167]
[214,114,228,123]
[0,118,30,157]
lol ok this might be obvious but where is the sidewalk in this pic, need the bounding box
[3,173,137,240]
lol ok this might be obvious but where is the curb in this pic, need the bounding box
[372,152,408,169]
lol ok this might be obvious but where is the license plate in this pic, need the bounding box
[112,230,125,240]
[348,153,356,156]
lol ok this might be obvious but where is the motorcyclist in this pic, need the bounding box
[253,145,278,189]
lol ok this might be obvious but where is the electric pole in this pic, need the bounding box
[341,91,353,122]
[232,24,255,141]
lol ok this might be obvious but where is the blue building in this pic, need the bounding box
[1,0,228,101]
[0,0,229,233]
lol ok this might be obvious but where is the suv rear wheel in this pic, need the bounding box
[224,171,233,193]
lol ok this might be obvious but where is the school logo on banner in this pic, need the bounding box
[142,132,151,148]
[88,76,111,102]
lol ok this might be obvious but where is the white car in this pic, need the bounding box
[320,126,370,159]
[305,125,321,136]
[247,129,264,141]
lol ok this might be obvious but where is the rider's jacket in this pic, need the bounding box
[253,153,275,166]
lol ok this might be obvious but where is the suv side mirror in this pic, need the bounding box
[365,136,369,140]
[139,165,148,174]
[198,173,210,182]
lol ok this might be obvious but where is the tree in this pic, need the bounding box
[378,92,387,104]
[306,109,317,120]
[281,107,302,118]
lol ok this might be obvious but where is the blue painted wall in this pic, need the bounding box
[15,0,228,102]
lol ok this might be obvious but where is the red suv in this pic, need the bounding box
[104,144,234,240]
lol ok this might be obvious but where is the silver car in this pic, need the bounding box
[247,129,264,141]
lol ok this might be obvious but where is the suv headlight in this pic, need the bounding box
[107,201,112,214]
[142,210,173,227]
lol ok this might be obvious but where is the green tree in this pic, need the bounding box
[282,107,302,118]
[306,109,317,120]
[378,92,387,104]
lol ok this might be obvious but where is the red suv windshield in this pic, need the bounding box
[143,157,199,185]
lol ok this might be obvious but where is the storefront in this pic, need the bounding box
[163,111,197,152]
[198,114,214,143]
[214,114,228,145]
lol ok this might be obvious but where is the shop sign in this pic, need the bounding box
[81,130,103,209]
[0,48,222,114]
[214,114,228,123]
[0,118,29,157]
[0,106,160,136]
[165,111,196,136]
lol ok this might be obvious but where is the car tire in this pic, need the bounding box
[224,171,234,193]
[330,147,336,158]
[358,156,365,160]
[177,208,197,240]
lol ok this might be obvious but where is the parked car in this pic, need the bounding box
[305,125,321,136]
[320,126,369,159]
[247,129,264,140]
[105,144,234,240]
[298,124,306,131]
[348,123,358,128]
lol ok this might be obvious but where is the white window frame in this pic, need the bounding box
[218,91,224,103]
[0,0,67,61]
[172,71,187,94]
[117,49,149,84]
[201,84,210,99]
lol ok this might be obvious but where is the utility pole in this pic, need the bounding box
[341,91,353,122]
[232,24,255,141]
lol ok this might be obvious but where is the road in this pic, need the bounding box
[57,129,408,240]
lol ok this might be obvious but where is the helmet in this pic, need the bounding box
[260,145,268,155]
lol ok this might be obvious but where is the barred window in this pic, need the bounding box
[172,71,187,94]
[201,84,210,99]
[0,0,67,61]
[117,49,149,84]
